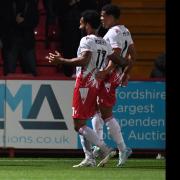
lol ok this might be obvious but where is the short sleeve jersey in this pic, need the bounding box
[76,34,113,79]
[103,25,133,58]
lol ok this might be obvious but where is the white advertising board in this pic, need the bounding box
[5,80,77,149]
[0,80,5,147]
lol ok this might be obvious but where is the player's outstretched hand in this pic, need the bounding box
[46,51,62,65]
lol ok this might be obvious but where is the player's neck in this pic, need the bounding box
[109,20,120,28]
[87,29,97,36]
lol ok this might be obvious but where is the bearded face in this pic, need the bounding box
[79,17,87,37]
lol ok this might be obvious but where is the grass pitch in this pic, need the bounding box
[0,158,165,180]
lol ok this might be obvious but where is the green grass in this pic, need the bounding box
[0,158,165,180]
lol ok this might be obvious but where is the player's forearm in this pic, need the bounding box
[124,44,136,74]
[123,59,134,74]
[56,51,91,67]
[103,61,116,73]
[108,54,128,67]
[119,56,129,67]
[56,56,89,67]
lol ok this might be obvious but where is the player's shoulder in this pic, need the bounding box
[119,25,129,31]
[80,35,95,44]
[106,25,123,37]
[119,25,132,36]
[110,25,122,33]
[80,36,90,42]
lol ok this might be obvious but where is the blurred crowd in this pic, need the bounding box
[0,0,165,78]
[0,0,111,76]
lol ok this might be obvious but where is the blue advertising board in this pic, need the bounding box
[78,81,165,149]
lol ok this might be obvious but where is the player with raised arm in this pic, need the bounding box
[46,10,129,167]
[91,4,136,167]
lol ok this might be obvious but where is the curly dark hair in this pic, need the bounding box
[102,4,121,19]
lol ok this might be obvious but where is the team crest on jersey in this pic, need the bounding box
[104,82,111,92]
[79,88,89,104]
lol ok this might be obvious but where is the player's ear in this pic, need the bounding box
[86,23,91,30]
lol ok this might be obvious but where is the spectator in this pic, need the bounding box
[150,53,166,78]
[42,0,60,48]
[0,0,39,76]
